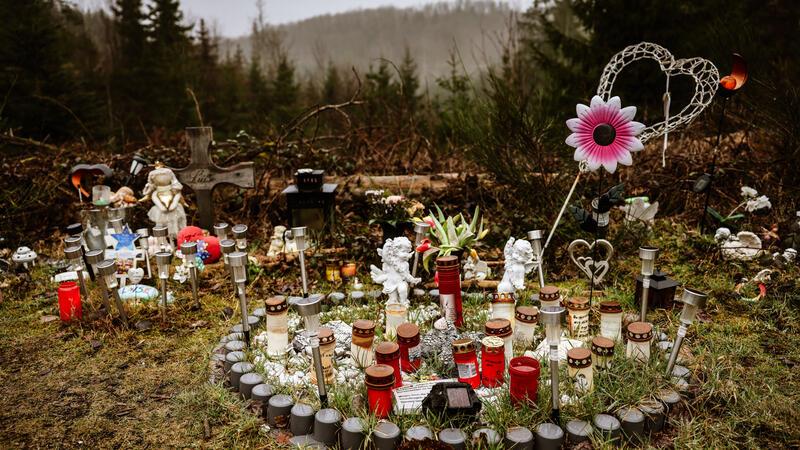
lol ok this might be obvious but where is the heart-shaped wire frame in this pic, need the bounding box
[596,42,720,144]
[568,239,615,285]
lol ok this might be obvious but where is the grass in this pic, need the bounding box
[1,224,799,448]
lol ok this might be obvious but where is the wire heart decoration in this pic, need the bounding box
[568,239,614,286]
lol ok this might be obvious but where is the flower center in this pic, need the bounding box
[593,123,616,146]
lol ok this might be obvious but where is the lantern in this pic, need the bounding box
[281,168,338,232]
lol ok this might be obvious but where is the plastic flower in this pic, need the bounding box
[416,239,431,253]
[745,195,771,212]
[566,95,645,173]
[740,186,758,199]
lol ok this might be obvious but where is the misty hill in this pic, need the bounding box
[221,2,515,82]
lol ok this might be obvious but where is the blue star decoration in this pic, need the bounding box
[112,225,140,251]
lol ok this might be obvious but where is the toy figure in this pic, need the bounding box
[141,163,187,237]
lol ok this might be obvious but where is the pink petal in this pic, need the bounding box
[602,159,618,173]
[629,138,644,152]
[566,118,583,133]
[586,158,601,171]
[573,146,587,161]
[576,103,591,119]
[607,96,621,112]
[590,96,605,109]
[619,105,637,121]
[629,121,645,135]
[618,150,633,166]
[565,133,581,147]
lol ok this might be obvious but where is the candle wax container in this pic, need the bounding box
[340,261,357,279]
[289,403,315,436]
[514,306,539,344]
[566,347,593,394]
[539,285,562,309]
[626,322,653,363]
[57,281,82,322]
[481,336,505,388]
[591,336,615,369]
[451,339,480,388]
[325,258,341,283]
[509,356,540,405]
[385,304,408,338]
[311,327,336,385]
[265,296,289,357]
[351,319,375,368]
[364,364,395,418]
[396,322,422,373]
[375,342,402,388]
[373,421,401,450]
[491,292,516,328]
[566,297,590,340]
[599,301,624,341]
[485,318,514,365]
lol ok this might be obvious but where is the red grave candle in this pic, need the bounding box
[396,323,422,373]
[481,336,506,388]
[509,356,540,405]
[57,281,82,322]
[365,364,395,418]
[436,256,463,328]
[375,342,403,388]
[452,338,480,388]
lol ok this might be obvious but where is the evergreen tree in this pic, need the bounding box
[322,62,341,104]
[397,47,420,113]
[270,54,299,125]
[248,54,270,124]
[110,0,151,137]
[148,0,194,128]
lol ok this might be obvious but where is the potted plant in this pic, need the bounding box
[416,205,488,271]
[366,190,425,242]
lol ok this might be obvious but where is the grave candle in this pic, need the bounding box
[95,259,129,327]
[57,281,82,322]
[541,305,565,422]
[514,306,539,344]
[340,261,357,279]
[213,222,229,241]
[626,322,653,363]
[64,245,88,298]
[385,304,407,338]
[311,327,336,386]
[638,246,659,320]
[480,336,505,388]
[325,258,341,283]
[566,297,590,339]
[365,364,395,418]
[666,288,708,375]
[566,348,593,394]
[509,356,540,405]
[485,318,514,365]
[599,301,623,341]
[351,319,376,368]
[451,338,480,388]
[539,285,562,309]
[265,296,289,357]
[228,251,250,345]
[396,322,422,373]
[591,336,615,369]
[232,224,248,251]
[491,292,516,328]
[439,293,457,324]
[375,342,402,388]
[155,251,172,321]
[152,225,170,252]
[436,255,463,328]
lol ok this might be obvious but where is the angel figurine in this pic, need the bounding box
[141,163,187,237]
[497,237,535,294]
[370,237,421,306]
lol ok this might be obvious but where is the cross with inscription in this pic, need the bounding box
[173,127,255,230]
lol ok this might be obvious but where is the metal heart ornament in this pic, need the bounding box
[568,239,614,285]
[596,42,719,144]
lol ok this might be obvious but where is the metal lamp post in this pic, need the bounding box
[64,245,88,298]
[214,222,230,241]
[181,242,200,309]
[289,226,309,297]
[155,251,172,321]
[639,247,659,321]
[293,294,327,407]
[527,229,546,288]
[229,251,251,345]
[85,250,110,309]
[95,259,129,327]
[541,305,565,424]
[232,224,248,251]
[220,239,237,294]
[152,225,171,252]
[666,288,708,375]
[411,222,430,277]
[136,228,152,278]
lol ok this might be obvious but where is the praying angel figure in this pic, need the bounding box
[370,237,421,306]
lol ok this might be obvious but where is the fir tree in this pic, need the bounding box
[270,54,298,125]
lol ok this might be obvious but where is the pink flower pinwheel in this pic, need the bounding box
[566,95,645,173]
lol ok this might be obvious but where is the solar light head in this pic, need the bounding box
[639,246,659,276]
[155,251,172,280]
[678,288,708,325]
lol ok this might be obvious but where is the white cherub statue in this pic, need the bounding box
[497,237,535,294]
[141,163,186,237]
[370,236,421,306]
[267,225,287,258]
[463,250,489,282]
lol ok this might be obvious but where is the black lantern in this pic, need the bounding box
[634,270,680,309]
[126,153,149,185]
[281,169,338,232]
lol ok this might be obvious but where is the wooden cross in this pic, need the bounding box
[173,127,255,230]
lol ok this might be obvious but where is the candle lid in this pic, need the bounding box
[591,336,615,355]
[567,347,592,368]
[152,225,168,237]
[396,323,420,343]
[599,301,623,314]
[515,306,539,323]
[484,318,512,337]
[491,292,515,304]
[375,341,400,359]
[318,327,335,345]
[265,296,288,314]
[566,297,590,311]
[539,285,561,302]
[481,336,504,354]
[626,322,653,342]
[352,319,376,337]
[435,255,459,267]
[325,257,340,266]
[451,338,475,354]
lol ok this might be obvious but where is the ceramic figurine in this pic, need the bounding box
[370,237,421,306]
[715,227,762,261]
[267,225,287,257]
[12,246,37,269]
[141,163,187,237]
[110,187,138,208]
[463,252,489,282]
[497,237,534,294]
